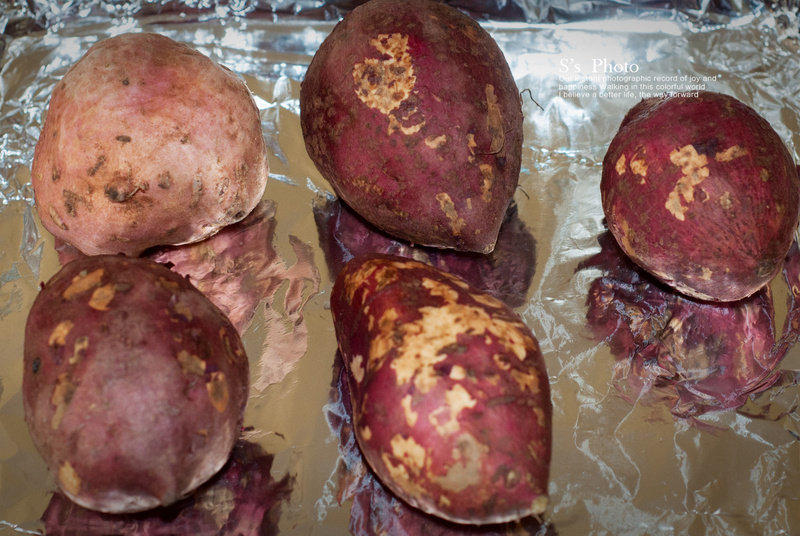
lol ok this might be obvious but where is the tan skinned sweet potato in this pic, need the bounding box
[31,32,269,256]
[23,255,250,513]
[601,91,800,301]
[300,0,523,254]
[330,254,551,525]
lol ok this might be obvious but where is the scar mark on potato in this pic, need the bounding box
[666,144,709,221]
[615,154,626,175]
[479,164,493,202]
[178,350,206,376]
[63,269,105,300]
[104,177,148,203]
[432,432,485,492]
[116,135,132,143]
[715,144,748,162]
[435,192,466,236]
[70,336,88,365]
[425,135,447,149]
[51,372,76,430]
[58,461,81,497]
[49,207,68,230]
[87,155,106,176]
[485,84,504,154]
[207,371,229,413]
[88,284,116,311]
[49,320,74,347]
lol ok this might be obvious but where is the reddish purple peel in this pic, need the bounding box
[301,0,523,253]
[580,231,800,418]
[601,91,800,302]
[331,254,551,525]
[313,197,536,307]
[23,255,250,513]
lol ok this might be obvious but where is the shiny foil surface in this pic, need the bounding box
[2,1,800,534]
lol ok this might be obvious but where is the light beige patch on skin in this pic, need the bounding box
[479,164,493,203]
[715,144,748,162]
[353,33,423,135]
[615,154,626,175]
[432,432,486,492]
[630,155,648,183]
[401,394,418,427]
[719,191,733,210]
[485,84,504,153]
[429,384,477,436]
[177,349,206,376]
[49,320,74,347]
[425,135,447,149]
[58,461,81,497]
[70,336,89,365]
[206,371,229,413]
[350,354,366,384]
[63,269,105,300]
[50,372,76,430]
[88,283,115,311]
[435,192,466,237]
[665,144,709,221]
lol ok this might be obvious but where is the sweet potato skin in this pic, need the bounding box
[601,91,800,301]
[23,255,250,513]
[330,254,550,525]
[301,0,523,253]
[31,32,269,256]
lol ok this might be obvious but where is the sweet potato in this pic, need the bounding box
[313,197,536,307]
[301,0,523,253]
[601,91,800,301]
[31,32,269,256]
[330,254,551,525]
[23,255,250,513]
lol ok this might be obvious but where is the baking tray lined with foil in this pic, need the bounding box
[1,1,799,534]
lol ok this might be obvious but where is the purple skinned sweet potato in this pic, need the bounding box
[580,231,800,418]
[23,255,250,513]
[301,0,523,253]
[601,91,800,302]
[41,439,293,535]
[325,357,557,535]
[313,196,536,307]
[331,254,551,525]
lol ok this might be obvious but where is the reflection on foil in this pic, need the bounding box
[57,200,322,390]
[579,230,800,419]
[322,355,557,536]
[313,195,536,308]
[41,439,294,535]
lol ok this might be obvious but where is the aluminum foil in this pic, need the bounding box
[2,1,800,534]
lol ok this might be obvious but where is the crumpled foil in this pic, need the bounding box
[2,1,800,534]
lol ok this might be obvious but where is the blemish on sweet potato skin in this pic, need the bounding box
[331,253,551,525]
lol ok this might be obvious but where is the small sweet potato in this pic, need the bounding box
[31,32,269,256]
[601,91,800,301]
[301,0,523,253]
[23,255,250,513]
[330,254,551,525]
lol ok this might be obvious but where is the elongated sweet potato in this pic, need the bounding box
[601,91,800,301]
[301,0,523,253]
[330,254,551,525]
[31,32,269,256]
[23,255,250,513]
